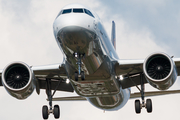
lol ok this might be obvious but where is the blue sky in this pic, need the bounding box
[0,0,180,120]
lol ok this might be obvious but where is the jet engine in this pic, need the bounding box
[1,62,35,99]
[143,53,177,90]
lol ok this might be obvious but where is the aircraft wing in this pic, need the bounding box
[173,58,180,75]
[114,58,180,89]
[0,63,74,93]
[32,63,67,79]
[50,89,180,101]
[32,63,74,93]
[115,59,144,76]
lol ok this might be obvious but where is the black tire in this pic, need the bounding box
[81,71,85,80]
[135,100,141,114]
[146,99,152,113]
[54,105,60,119]
[42,105,49,119]
[75,72,78,81]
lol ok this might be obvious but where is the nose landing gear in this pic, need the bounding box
[74,52,85,81]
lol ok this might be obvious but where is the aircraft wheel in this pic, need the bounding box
[135,100,141,114]
[42,105,49,119]
[54,105,60,119]
[81,71,85,80]
[146,99,152,113]
[75,72,78,81]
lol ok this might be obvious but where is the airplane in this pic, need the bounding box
[1,3,180,119]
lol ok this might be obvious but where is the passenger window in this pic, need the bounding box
[62,9,72,14]
[73,9,83,13]
[84,9,94,18]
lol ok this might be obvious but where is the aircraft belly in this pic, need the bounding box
[70,70,121,97]
[71,78,118,96]
[87,88,130,110]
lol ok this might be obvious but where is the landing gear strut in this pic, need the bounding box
[74,52,85,81]
[42,78,60,119]
[134,74,152,114]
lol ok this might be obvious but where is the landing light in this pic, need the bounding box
[75,53,78,58]
[66,79,70,84]
[120,75,124,80]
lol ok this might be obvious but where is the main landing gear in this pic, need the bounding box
[42,78,61,119]
[74,52,85,81]
[134,74,152,114]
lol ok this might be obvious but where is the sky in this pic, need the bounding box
[0,0,180,120]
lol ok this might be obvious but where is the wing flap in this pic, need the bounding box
[51,96,86,101]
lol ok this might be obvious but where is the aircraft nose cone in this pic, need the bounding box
[53,13,94,35]
[156,65,164,73]
[14,75,23,81]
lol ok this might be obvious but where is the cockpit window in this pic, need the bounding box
[73,8,83,13]
[62,9,72,14]
[56,8,95,19]
[84,9,94,18]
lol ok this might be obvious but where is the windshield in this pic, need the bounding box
[56,8,95,18]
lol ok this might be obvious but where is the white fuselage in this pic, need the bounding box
[53,4,130,111]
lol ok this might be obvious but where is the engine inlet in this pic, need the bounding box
[146,55,171,80]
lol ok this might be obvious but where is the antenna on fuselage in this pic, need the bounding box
[111,21,116,50]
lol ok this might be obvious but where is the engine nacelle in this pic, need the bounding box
[143,53,177,90]
[1,62,35,99]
